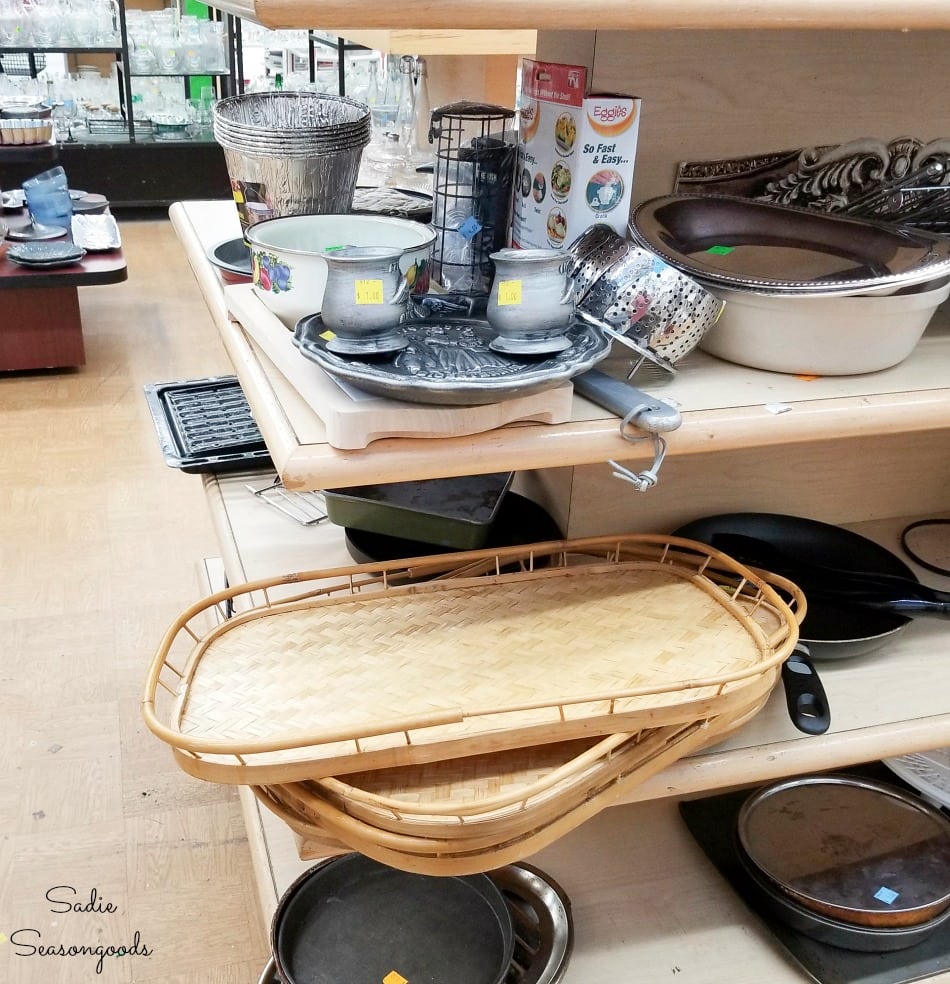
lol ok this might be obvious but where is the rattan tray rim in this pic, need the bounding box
[249,690,771,876]
[142,535,804,780]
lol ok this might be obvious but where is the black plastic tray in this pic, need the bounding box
[144,375,272,474]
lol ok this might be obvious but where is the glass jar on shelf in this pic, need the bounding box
[0,0,30,47]
[29,0,63,47]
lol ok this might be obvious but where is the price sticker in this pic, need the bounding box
[457,216,482,240]
[706,245,734,255]
[496,280,523,306]
[354,279,385,305]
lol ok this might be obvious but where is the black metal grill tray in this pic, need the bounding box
[144,375,272,474]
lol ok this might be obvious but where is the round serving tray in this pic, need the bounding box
[292,314,611,405]
[631,193,950,295]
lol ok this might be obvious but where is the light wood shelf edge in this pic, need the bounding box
[207,0,950,32]
[322,28,536,55]
[171,202,950,491]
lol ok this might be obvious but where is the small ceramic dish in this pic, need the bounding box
[7,241,86,267]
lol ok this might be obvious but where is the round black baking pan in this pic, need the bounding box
[270,853,515,984]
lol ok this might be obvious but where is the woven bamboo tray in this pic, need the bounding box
[250,690,772,876]
[300,673,776,842]
[142,535,804,785]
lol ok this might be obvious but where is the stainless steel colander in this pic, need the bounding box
[568,226,724,372]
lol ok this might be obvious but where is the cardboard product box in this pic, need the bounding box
[511,58,641,252]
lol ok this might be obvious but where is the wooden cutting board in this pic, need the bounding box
[225,284,574,450]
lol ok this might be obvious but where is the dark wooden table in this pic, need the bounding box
[0,204,128,370]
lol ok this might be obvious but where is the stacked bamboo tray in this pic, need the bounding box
[142,535,804,874]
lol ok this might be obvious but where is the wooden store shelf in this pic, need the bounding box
[172,199,950,493]
[205,0,950,32]
[321,28,536,55]
[203,474,950,980]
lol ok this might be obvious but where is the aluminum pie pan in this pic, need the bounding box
[213,91,370,132]
[630,193,950,295]
[293,314,611,405]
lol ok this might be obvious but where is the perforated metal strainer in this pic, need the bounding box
[568,226,724,374]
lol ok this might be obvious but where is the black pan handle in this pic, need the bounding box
[781,644,832,735]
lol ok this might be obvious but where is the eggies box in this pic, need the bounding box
[511,59,641,251]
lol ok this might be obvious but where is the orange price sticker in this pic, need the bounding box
[354,279,385,305]
[383,973,408,984]
[496,280,523,305]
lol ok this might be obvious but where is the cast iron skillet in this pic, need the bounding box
[673,512,920,660]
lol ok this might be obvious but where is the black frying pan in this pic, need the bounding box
[672,512,922,660]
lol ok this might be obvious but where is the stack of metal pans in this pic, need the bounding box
[627,193,950,375]
[212,91,371,217]
[735,774,950,952]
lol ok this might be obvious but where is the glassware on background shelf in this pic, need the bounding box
[364,54,380,106]
[198,19,227,72]
[381,53,399,106]
[70,0,99,46]
[0,0,30,46]
[408,55,432,164]
[93,0,118,45]
[149,19,182,73]
[29,0,62,47]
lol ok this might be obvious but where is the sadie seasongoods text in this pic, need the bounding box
[8,885,153,975]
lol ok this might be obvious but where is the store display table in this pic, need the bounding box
[0,208,127,370]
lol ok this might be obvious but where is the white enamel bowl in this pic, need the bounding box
[244,214,436,329]
[699,279,950,375]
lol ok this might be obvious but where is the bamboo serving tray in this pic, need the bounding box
[142,535,804,785]
[250,688,774,876]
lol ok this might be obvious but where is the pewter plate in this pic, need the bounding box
[631,193,950,295]
[293,315,610,405]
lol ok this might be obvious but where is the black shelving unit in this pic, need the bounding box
[0,2,243,204]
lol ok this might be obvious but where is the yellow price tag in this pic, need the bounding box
[383,973,408,984]
[354,279,385,305]
[496,280,522,305]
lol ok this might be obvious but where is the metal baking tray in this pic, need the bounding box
[144,375,272,474]
[323,473,515,550]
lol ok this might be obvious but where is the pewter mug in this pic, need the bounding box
[320,245,411,355]
[486,248,576,354]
